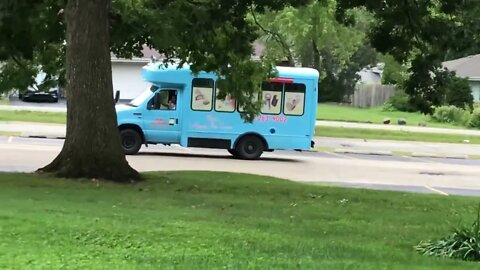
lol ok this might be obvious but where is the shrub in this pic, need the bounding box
[415,206,480,262]
[445,77,474,110]
[467,108,480,129]
[381,102,396,112]
[383,91,415,112]
[432,105,470,125]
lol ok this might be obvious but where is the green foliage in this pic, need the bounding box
[432,106,470,126]
[255,1,377,102]
[467,108,480,129]
[0,0,309,121]
[383,91,416,112]
[445,77,474,111]
[336,0,480,114]
[415,206,480,262]
[403,58,451,115]
[405,68,473,114]
[215,59,277,122]
[320,42,378,102]
[378,54,408,85]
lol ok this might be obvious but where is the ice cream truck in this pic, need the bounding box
[115,62,319,159]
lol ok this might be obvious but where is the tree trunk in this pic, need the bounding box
[37,0,140,182]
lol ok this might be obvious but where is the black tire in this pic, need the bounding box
[235,135,264,160]
[227,149,238,157]
[120,129,142,155]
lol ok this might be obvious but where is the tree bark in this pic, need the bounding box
[37,0,140,182]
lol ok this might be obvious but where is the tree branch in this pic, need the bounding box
[249,5,295,66]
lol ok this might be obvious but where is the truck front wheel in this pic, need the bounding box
[120,129,142,155]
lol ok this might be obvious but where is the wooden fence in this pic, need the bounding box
[351,84,396,108]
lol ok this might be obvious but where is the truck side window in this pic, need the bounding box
[148,90,177,110]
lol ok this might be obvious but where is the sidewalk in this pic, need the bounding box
[316,120,480,136]
[314,137,480,159]
[0,105,66,113]
[0,121,66,138]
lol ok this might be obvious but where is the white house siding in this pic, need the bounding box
[111,61,150,100]
[471,81,480,102]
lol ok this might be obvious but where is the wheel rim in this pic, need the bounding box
[122,134,136,150]
[244,141,258,155]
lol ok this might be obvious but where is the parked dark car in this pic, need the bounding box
[19,89,59,103]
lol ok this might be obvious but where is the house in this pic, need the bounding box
[110,46,160,101]
[111,43,266,101]
[2,42,277,101]
[442,54,480,102]
[356,63,384,85]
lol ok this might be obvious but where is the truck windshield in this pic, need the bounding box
[127,85,158,107]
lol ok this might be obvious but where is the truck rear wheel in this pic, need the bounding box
[235,135,264,160]
[120,129,142,155]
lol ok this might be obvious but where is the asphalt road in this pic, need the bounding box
[2,121,479,159]
[1,136,480,197]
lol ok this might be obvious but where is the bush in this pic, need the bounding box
[445,77,474,110]
[383,91,415,112]
[467,108,480,129]
[432,105,470,125]
[415,207,480,262]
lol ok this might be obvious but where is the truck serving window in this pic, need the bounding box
[283,83,306,116]
[191,78,214,111]
[261,81,282,115]
[214,85,236,113]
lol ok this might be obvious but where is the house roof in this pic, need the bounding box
[110,45,160,63]
[442,54,480,81]
[111,42,265,63]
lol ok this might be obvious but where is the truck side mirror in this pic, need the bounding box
[154,92,161,110]
[114,90,120,103]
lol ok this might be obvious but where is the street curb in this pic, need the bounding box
[315,148,470,160]
[22,135,65,140]
[333,149,393,156]
[411,153,468,160]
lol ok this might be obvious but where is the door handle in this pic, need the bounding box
[133,113,142,116]
[169,118,177,125]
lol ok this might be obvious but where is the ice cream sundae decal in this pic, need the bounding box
[215,94,236,112]
[192,87,213,110]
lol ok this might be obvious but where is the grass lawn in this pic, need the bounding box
[316,126,480,144]
[0,99,10,105]
[0,110,66,124]
[0,171,478,269]
[0,131,20,136]
[317,104,464,129]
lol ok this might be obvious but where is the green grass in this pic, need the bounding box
[316,126,480,144]
[392,151,414,157]
[0,110,66,124]
[0,131,20,136]
[0,171,478,269]
[317,104,464,129]
[0,99,10,105]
